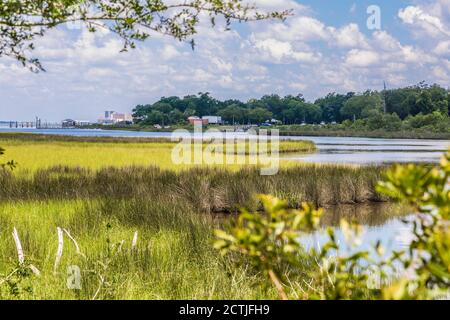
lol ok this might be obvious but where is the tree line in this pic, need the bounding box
[132,82,449,128]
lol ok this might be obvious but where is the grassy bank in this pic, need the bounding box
[0,134,389,299]
[0,198,407,300]
[274,126,450,140]
[0,133,315,172]
[77,124,450,140]
[0,199,280,299]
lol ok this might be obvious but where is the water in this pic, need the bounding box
[281,136,449,165]
[1,128,448,165]
[304,203,414,259]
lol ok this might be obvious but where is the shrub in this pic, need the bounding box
[215,151,450,300]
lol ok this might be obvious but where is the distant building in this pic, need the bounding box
[62,119,91,127]
[202,116,222,124]
[75,120,91,126]
[188,116,209,125]
[98,111,133,125]
[62,119,76,128]
[105,111,115,119]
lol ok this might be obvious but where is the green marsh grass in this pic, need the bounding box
[0,133,387,299]
[0,134,315,172]
[0,199,278,299]
[0,165,385,209]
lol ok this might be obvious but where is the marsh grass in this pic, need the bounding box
[0,164,385,210]
[0,199,278,299]
[0,134,315,172]
[0,133,386,299]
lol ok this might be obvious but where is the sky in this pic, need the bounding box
[0,0,449,121]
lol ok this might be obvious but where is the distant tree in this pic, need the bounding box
[169,109,185,124]
[160,96,186,112]
[217,104,247,124]
[183,108,197,118]
[248,108,272,124]
[404,111,447,129]
[341,92,382,120]
[283,100,321,124]
[152,102,173,114]
[142,110,166,125]
[132,104,152,123]
[315,93,352,123]
[415,91,436,115]
[0,0,290,72]
[366,110,402,131]
[222,99,246,108]
[131,84,449,129]
[385,89,414,119]
[259,95,284,118]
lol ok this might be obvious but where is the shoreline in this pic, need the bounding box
[76,125,450,141]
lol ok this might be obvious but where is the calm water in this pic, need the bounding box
[281,136,448,165]
[303,203,413,259]
[0,128,446,253]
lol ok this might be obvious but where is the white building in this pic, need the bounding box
[98,111,133,124]
[202,116,222,124]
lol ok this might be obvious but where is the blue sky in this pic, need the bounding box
[0,0,449,121]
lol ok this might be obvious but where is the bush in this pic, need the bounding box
[215,152,450,300]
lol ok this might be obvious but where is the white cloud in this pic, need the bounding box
[253,38,320,63]
[372,31,401,52]
[345,49,380,67]
[399,5,450,38]
[331,24,369,49]
[434,40,450,56]
[160,45,180,60]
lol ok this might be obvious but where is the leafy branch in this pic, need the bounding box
[215,151,450,300]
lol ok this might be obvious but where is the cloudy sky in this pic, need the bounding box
[0,0,449,121]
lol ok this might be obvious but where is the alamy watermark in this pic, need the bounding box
[67,265,82,290]
[170,125,280,176]
[367,5,382,30]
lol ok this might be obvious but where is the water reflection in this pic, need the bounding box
[303,203,413,259]
[321,202,408,227]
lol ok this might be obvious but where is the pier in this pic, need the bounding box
[0,120,62,129]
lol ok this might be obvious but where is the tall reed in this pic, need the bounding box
[0,164,386,211]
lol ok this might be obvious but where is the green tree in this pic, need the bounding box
[315,92,353,123]
[259,95,284,119]
[169,109,185,124]
[282,100,321,124]
[366,110,402,131]
[404,111,447,130]
[341,92,383,120]
[142,110,166,125]
[151,102,173,114]
[217,104,247,124]
[0,0,290,71]
[248,108,272,124]
[132,104,152,123]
